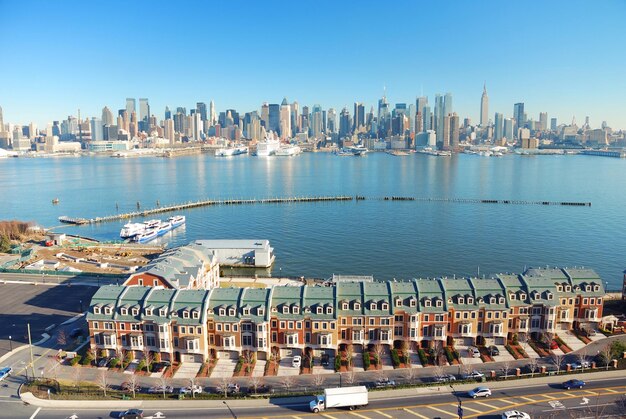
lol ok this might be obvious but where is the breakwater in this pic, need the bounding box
[58,195,591,225]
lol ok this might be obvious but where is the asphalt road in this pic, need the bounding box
[14,376,626,419]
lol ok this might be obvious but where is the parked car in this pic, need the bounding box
[97,357,111,368]
[570,361,590,369]
[562,379,585,390]
[462,370,485,380]
[179,385,203,395]
[501,410,531,419]
[0,367,12,381]
[550,340,559,350]
[468,347,481,357]
[292,355,302,368]
[147,385,174,394]
[468,386,492,398]
[434,374,456,383]
[121,381,142,393]
[118,408,143,419]
[151,361,171,372]
[216,383,240,394]
[374,377,396,388]
[321,353,330,366]
[69,328,84,339]
[488,345,500,356]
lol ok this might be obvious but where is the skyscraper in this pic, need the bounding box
[209,100,217,126]
[165,106,171,120]
[423,106,432,131]
[311,105,323,139]
[327,108,336,134]
[480,84,489,127]
[441,114,451,150]
[90,117,103,141]
[353,102,365,132]
[261,103,269,129]
[339,107,352,138]
[196,102,208,125]
[514,102,525,131]
[139,98,150,132]
[434,94,444,142]
[550,118,558,131]
[291,101,299,135]
[494,112,504,142]
[450,113,460,149]
[125,98,136,116]
[268,104,280,133]
[539,112,548,132]
[101,106,114,126]
[416,96,428,132]
[279,98,291,140]
[0,106,4,132]
[504,118,514,140]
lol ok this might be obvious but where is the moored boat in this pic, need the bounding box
[133,228,158,243]
[168,215,186,228]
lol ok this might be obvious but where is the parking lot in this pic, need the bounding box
[0,283,97,356]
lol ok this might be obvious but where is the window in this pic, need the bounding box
[354,302,361,310]
[380,318,391,325]
[435,299,443,308]
[183,310,189,319]
[120,324,126,331]
[425,300,432,307]
[394,326,403,336]
[292,305,300,314]
[467,297,474,304]
[93,307,101,315]
[381,302,389,310]
[282,305,289,314]
[257,307,265,316]
[313,322,319,329]
[131,323,141,331]
[489,297,496,304]
[499,297,505,304]
[228,308,236,316]
[120,308,128,316]
[143,324,155,332]
[547,293,553,301]
[271,332,277,342]
[132,308,139,316]
[159,308,166,317]
[286,333,298,345]
[216,324,222,331]
[409,298,417,307]
[319,334,331,345]
[271,320,277,328]
[458,296,464,304]
[510,294,516,300]
[342,302,349,310]
[130,335,143,347]
[219,308,226,316]
[242,335,253,346]
[326,306,333,315]
[305,332,311,343]
[370,302,377,310]
[153,279,158,286]
[352,317,363,325]
[257,337,267,348]
[192,311,199,319]
[288,321,294,329]
[395,298,402,307]
[145,308,153,316]
[146,336,156,347]
[380,330,390,341]
[460,323,472,335]
[395,314,403,322]
[102,322,112,330]
[316,306,323,314]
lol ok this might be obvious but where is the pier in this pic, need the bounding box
[59,194,591,225]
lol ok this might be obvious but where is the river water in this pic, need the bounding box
[1,152,624,288]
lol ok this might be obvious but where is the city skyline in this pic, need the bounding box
[1,0,625,129]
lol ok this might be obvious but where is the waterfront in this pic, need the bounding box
[1,152,625,287]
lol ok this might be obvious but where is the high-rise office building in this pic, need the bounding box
[165,106,172,120]
[101,106,114,126]
[209,100,216,126]
[353,102,365,132]
[339,107,352,138]
[494,112,504,142]
[416,96,428,132]
[551,118,557,131]
[290,101,299,135]
[193,112,203,141]
[514,102,525,130]
[0,106,4,132]
[423,106,432,131]
[125,98,136,116]
[377,94,390,137]
[327,108,336,134]
[139,98,150,132]
[311,105,323,139]
[434,94,444,142]
[504,118,514,140]
[480,84,489,127]
[450,113,460,149]
[279,98,291,140]
[90,117,103,141]
[164,119,175,143]
[196,102,207,126]
[539,112,548,132]
[268,104,280,133]
[441,115,451,150]
[261,103,269,129]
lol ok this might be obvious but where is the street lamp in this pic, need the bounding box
[8,336,12,351]
[79,300,83,312]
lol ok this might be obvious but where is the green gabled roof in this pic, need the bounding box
[115,286,152,322]
[143,288,176,324]
[388,281,419,314]
[240,288,270,322]
[415,279,445,313]
[303,286,336,319]
[271,286,304,319]
[470,278,508,309]
[87,285,126,321]
[495,274,529,306]
[563,268,605,296]
[171,288,209,325]
[336,282,364,316]
[208,287,242,322]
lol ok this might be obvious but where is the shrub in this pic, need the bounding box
[363,352,371,370]
[418,349,428,366]
[70,355,81,366]
[137,359,146,372]
[234,357,244,373]
[109,358,120,368]
[390,349,400,367]
[334,356,341,372]
[512,333,519,345]
[444,347,455,364]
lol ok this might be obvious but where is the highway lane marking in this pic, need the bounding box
[604,388,619,393]
[29,407,41,419]
[374,410,393,418]
[349,411,371,419]
[402,408,429,419]
[520,396,537,402]
[426,405,457,418]
[583,390,600,395]
[473,401,498,409]
[321,414,337,419]
[497,399,518,405]
[459,405,482,413]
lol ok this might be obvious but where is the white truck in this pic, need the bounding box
[310,386,369,412]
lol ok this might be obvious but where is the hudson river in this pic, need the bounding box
[1,152,625,288]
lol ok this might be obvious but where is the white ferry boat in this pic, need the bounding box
[168,215,186,228]
[349,144,369,156]
[275,144,302,156]
[133,228,158,243]
[256,137,281,156]
[120,222,145,238]
[216,147,236,157]
[156,221,172,236]
[235,144,249,155]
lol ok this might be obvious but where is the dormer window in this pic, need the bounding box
[370,302,378,310]
[292,305,300,314]
[395,298,402,307]
[435,299,443,308]
[316,306,323,314]
[520,293,526,300]
[546,292,553,300]
[94,306,101,314]
[565,285,571,292]
[499,297,505,304]
[381,302,389,310]
[192,311,199,319]
[489,297,496,304]
[228,308,236,316]
[182,310,189,319]
[425,299,432,307]
[585,285,591,292]
[532,291,539,300]
[243,307,250,316]
[510,293,516,300]
[593,285,600,292]
[219,308,226,316]
[326,306,333,315]
[342,302,349,310]
[458,296,465,304]
[467,297,474,304]
[556,285,563,292]
[409,298,417,307]
[282,305,289,314]
[132,308,139,316]
[257,307,265,316]
[159,308,166,317]
[120,307,128,316]
[354,302,361,310]
[145,308,153,316]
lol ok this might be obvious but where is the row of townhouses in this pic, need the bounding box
[87,265,605,364]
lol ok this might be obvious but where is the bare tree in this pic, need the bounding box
[126,373,139,399]
[188,377,198,399]
[501,360,511,380]
[45,357,59,382]
[460,362,473,378]
[72,366,82,391]
[374,344,384,370]
[528,357,539,378]
[600,343,612,371]
[219,376,233,398]
[142,348,153,373]
[312,374,325,389]
[343,371,356,386]
[157,375,170,399]
[433,364,445,380]
[249,375,263,394]
[401,338,411,366]
[96,370,110,397]
[576,347,588,372]
[243,350,255,366]
[403,366,417,384]
[57,330,68,348]
[552,353,564,374]
[345,344,354,369]
[282,375,295,392]
[518,334,529,357]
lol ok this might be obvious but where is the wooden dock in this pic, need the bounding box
[58,194,591,226]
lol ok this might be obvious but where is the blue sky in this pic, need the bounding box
[1,0,625,129]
